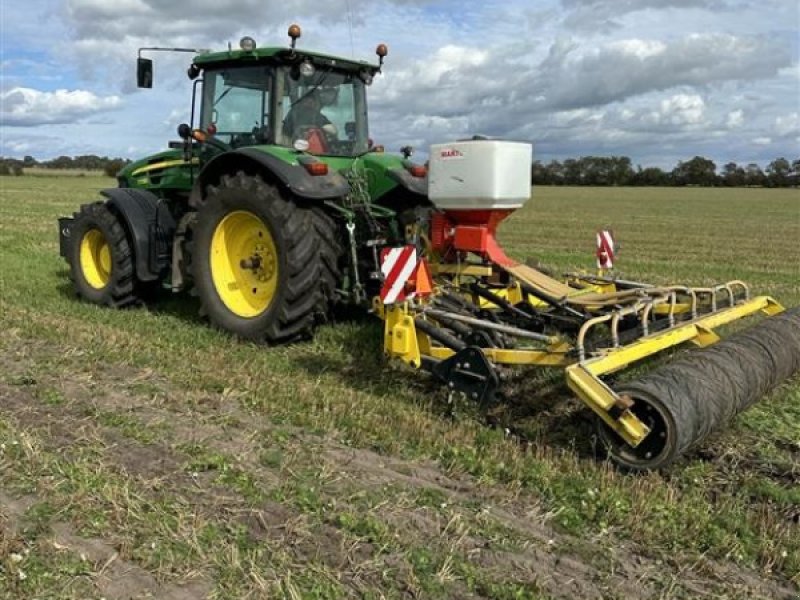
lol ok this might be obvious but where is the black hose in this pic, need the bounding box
[427,313,473,338]
[414,318,467,351]
[517,281,585,319]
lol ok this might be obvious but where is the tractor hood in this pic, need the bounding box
[118,149,197,191]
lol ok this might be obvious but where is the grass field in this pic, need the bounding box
[1,177,798,599]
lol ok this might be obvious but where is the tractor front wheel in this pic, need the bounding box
[68,202,138,307]
[192,172,329,342]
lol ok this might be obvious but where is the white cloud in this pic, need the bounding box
[2,0,797,167]
[659,94,705,126]
[777,62,800,80]
[537,33,791,110]
[607,39,667,59]
[561,0,732,32]
[773,112,799,137]
[1,87,122,126]
[726,109,744,128]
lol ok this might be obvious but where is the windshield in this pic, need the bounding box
[276,66,369,157]
[199,63,369,157]
[200,66,272,147]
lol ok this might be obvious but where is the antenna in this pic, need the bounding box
[345,0,355,57]
[137,47,209,58]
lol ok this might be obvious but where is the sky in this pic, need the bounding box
[1,0,798,168]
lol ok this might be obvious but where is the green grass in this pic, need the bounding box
[0,176,798,599]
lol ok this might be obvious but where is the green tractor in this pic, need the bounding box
[60,25,428,342]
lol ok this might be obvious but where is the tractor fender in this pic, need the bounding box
[387,167,428,196]
[189,148,350,208]
[100,188,176,282]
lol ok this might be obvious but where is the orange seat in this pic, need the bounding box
[305,128,328,154]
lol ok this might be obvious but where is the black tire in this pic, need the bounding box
[192,172,337,342]
[311,206,344,321]
[595,384,690,471]
[598,307,800,471]
[68,202,138,307]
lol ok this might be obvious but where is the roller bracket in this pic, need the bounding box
[690,324,720,348]
[608,394,635,419]
[432,346,499,404]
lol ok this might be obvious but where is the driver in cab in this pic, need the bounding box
[282,88,338,144]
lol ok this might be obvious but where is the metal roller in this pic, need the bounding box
[598,307,800,470]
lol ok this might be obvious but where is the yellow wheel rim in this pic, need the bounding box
[210,210,278,318]
[79,228,112,289]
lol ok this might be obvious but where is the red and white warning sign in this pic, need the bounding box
[380,246,418,304]
[596,230,615,270]
[379,246,433,304]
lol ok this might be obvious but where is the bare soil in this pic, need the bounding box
[1,337,797,599]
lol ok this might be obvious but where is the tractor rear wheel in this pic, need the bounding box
[312,206,344,317]
[192,172,334,342]
[68,202,138,307]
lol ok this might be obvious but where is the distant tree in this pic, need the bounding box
[0,158,24,175]
[744,163,767,187]
[765,157,791,188]
[547,160,564,185]
[672,156,717,186]
[720,162,745,187]
[563,158,582,185]
[103,159,127,178]
[609,156,634,185]
[791,159,800,187]
[531,160,551,185]
[632,166,670,186]
[23,155,37,167]
[48,155,74,169]
[579,157,603,185]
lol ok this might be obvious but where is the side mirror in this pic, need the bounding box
[177,123,192,139]
[137,58,153,88]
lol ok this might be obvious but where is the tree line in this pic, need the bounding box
[531,156,799,187]
[2,153,798,187]
[0,155,130,177]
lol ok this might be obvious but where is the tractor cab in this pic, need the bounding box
[134,25,384,159]
[197,60,370,157]
[173,26,386,159]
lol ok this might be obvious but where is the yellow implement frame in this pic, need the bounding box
[380,287,784,449]
[566,295,783,445]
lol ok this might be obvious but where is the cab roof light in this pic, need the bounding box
[288,24,302,49]
[376,43,388,69]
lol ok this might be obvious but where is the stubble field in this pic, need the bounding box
[1,174,798,599]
